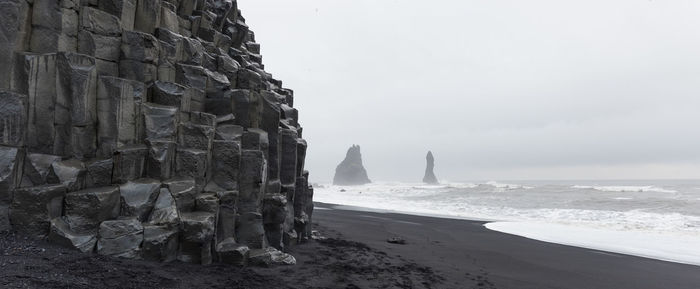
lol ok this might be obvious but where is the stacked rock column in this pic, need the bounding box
[0,0,314,266]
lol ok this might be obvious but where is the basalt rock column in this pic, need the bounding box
[0,0,313,267]
[423,151,438,184]
[333,145,371,186]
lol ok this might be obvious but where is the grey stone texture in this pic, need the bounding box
[333,145,372,186]
[0,0,312,268]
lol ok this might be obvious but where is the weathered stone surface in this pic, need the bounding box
[46,159,86,191]
[0,0,31,90]
[238,150,266,213]
[10,184,66,236]
[180,211,215,243]
[85,158,114,187]
[163,178,196,212]
[423,151,439,184]
[49,217,97,253]
[175,148,208,188]
[142,102,178,140]
[13,53,57,154]
[279,129,298,186]
[333,145,371,186]
[178,122,214,151]
[211,140,240,190]
[97,76,146,156]
[21,153,61,187]
[80,6,122,37]
[175,63,207,91]
[231,89,259,128]
[145,139,176,180]
[64,186,120,233]
[147,188,180,226]
[134,0,161,34]
[78,31,122,62]
[3,0,314,267]
[97,218,143,258]
[195,193,219,213]
[98,0,137,31]
[112,145,147,183]
[0,91,27,147]
[55,52,98,158]
[216,239,248,266]
[142,224,178,262]
[215,125,244,141]
[121,30,160,64]
[249,247,296,267]
[119,178,160,221]
[236,211,265,249]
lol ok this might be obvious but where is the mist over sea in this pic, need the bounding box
[315,180,700,265]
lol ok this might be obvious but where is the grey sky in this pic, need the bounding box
[240,0,700,182]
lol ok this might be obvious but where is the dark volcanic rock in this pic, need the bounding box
[423,151,438,184]
[1,0,314,269]
[333,145,371,186]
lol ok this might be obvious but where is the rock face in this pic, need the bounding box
[0,0,314,266]
[423,151,438,184]
[333,145,371,186]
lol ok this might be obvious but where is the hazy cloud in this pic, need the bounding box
[240,0,700,182]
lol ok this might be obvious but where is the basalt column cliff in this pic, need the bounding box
[0,0,313,266]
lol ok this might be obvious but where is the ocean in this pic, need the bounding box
[314,180,700,266]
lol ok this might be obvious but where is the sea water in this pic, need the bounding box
[313,180,700,266]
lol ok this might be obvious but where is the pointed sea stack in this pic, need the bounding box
[333,145,371,186]
[423,151,438,184]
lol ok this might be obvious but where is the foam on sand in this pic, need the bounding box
[485,222,700,266]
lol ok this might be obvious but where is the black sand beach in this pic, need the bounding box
[313,203,700,289]
[2,203,699,289]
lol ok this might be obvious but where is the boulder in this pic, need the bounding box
[249,247,296,267]
[142,224,178,262]
[163,178,197,213]
[85,158,114,187]
[178,211,216,264]
[21,153,61,187]
[10,184,67,237]
[119,178,161,221]
[97,218,144,258]
[215,239,248,266]
[332,145,371,186]
[46,159,86,191]
[49,217,97,253]
[147,188,180,226]
[64,186,120,233]
[423,151,438,184]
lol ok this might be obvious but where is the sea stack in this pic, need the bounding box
[333,145,371,186]
[423,151,438,184]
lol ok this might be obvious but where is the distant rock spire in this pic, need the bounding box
[333,145,371,186]
[423,151,438,184]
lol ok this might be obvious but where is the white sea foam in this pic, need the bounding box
[485,222,700,266]
[572,185,677,193]
[314,181,700,266]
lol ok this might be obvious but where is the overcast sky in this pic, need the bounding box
[239,0,700,182]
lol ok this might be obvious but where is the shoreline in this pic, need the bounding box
[313,202,700,289]
[315,200,700,267]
